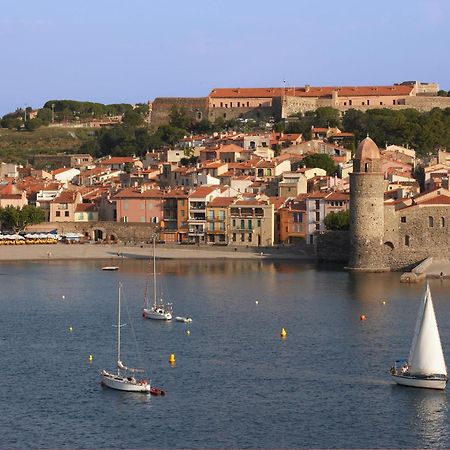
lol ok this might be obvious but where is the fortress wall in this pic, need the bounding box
[149,97,208,130]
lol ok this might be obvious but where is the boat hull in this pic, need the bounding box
[143,308,172,320]
[101,371,150,393]
[391,374,447,390]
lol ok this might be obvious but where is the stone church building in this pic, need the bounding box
[348,137,450,271]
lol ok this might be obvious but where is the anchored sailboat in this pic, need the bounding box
[142,238,173,321]
[390,284,448,390]
[101,282,151,393]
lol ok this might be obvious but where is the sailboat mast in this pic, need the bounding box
[153,237,157,307]
[117,282,121,373]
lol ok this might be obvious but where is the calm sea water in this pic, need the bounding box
[0,258,449,448]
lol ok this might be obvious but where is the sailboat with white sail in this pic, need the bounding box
[390,284,448,390]
[101,282,151,393]
[142,238,173,321]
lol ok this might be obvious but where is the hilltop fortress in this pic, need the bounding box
[348,137,450,272]
[149,81,450,129]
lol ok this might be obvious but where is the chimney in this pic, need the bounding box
[305,84,311,93]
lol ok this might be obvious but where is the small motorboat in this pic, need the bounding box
[176,316,192,323]
[102,266,119,271]
[150,386,166,396]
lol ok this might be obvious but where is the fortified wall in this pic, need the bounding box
[149,97,208,130]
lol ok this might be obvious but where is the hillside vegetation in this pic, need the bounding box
[0,127,94,164]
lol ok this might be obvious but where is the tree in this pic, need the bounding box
[301,153,337,175]
[169,106,191,130]
[324,210,350,231]
[24,117,43,131]
[37,107,52,125]
[122,110,145,127]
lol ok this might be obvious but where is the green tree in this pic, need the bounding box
[169,106,191,130]
[324,210,350,231]
[301,153,337,175]
[37,107,52,125]
[122,110,145,127]
[24,117,43,131]
[0,205,45,231]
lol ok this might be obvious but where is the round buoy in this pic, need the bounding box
[255,300,259,305]
[62,295,65,300]
[69,326,73,332]
[382,301,386,305]
[360,314,367,321]
[186,330,191,335]
[280,327,287,338]
[169,353,176,364]
[89,354,93,362]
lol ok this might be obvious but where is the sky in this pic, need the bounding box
[1,0,449,116]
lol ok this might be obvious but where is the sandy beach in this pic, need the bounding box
[1,243,449,278]
[0,243,307,262]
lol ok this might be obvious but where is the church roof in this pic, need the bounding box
[355,137,380,160]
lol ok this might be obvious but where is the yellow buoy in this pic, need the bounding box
[280,327,287,338]
[88,354,93,362]
[169,353,176,364]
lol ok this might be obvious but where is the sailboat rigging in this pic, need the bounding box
[142,238,173,320]
[390,283,448,390]
[101,282,151,393]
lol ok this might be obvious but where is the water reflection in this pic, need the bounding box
[412,390,448,447]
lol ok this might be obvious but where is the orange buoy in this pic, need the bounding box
[360,314,367,321]
[168,353,176,364]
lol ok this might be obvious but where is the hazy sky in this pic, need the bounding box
[1,0,449,116]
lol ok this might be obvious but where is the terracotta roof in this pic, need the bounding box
[113,187,164,199]
[52,167,74,175]
[417,195,450,205]
[208,197,236,207]
[326,192,349,201]
[52,191,79,204]
[355,137,380,160]
[189,186,220,198]
[98,157,137,165]
[209,85,414,99]
[75,203,97,213]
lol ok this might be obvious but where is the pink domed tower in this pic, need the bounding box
[348,137,389,271]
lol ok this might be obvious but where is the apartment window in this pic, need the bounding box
[240,233,245,242]
[248,233,252,242]
[56,211,60,217]
[230,102,232,107]
[219,222,225,231]
[209,222,214,231]
[405,235,410,246]
[380,102,383,105]
[232,233,236,242]
[315,200,320,209]
[237,102,240,107]
[257,219,261,227]
[65,211,69,217]
[362,102,365,106]
[248,219,252,229]
[315,223,320,230]
[181,210,185,217]
[247,101,249,107]
[367,100,370,106]
[393,100,396,105]
[344,102,347,106]
[219,210,225,220]
[349,100,352,106]
[232,219,236,227]
[240,219,245,229]
[220,102,223,107]
[428,216,434,227]
[208,210,214,220]
[315,211,320,221]
[401,216,406,223]
[441,217,445,227]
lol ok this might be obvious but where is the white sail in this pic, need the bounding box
[408,285,447,376]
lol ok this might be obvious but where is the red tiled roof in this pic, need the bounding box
[208,197,236,207]
[326,192,350,201]
[98,157,138,165]
[113,187,164,199]
[418,195,450,205]
[75,203,97,212]
[52,191,79,203]
[189,186,220,198]
[209,85,414,99]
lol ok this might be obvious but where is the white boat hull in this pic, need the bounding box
[176,316,192,323]
[391,373,447,390]
[143,308,172,320]
[101,371,150,393]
